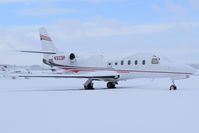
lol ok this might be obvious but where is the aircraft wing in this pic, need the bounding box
[19,71,120,81]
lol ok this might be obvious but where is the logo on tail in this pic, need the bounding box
[40,34,52,41]
[39,27,53,42]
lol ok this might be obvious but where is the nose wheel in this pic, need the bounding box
[169,80,177,90]
[170,85,177,90]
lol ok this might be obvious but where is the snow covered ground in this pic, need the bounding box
[0,77,199,133]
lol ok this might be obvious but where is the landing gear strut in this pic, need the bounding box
[169,80,177,90]
[84,79,94,90]
[107,82,118,89]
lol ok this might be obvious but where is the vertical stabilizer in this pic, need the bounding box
[39,27,58,52]
[39,27,58,64]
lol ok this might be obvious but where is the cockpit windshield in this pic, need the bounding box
[151,55,160,64]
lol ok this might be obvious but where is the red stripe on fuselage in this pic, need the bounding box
[116,70,192,75]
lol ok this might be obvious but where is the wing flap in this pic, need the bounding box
[19,71,120,80]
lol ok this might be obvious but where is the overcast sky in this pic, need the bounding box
[0,0,199,65]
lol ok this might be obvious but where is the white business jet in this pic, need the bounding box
[21,27,197,90]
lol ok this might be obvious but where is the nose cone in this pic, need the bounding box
[191,67,197,74]
[183,65,197,74]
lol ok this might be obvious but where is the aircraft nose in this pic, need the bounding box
[184,65,197,74]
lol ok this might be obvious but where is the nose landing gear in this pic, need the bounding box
[170,80,177,90]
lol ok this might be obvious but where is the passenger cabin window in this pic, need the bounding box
[121,60,124,65]
[115,62,118,65]
[151,58,159,64]
[142,60,146,65]
[135,60,138,65]
[128,60,131,65]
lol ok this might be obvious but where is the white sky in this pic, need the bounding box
[0,0,199,65]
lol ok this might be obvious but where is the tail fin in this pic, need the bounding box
[39,27,58,64]
[39,27,58,52]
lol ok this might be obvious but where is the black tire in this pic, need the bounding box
[170,85,177,90]
[107,82,116,89]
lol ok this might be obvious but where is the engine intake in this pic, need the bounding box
[69,53,76,63]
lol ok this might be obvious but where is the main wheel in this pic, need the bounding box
[84,83,94,90]
[107,82,116,89]
[169,85,177,90]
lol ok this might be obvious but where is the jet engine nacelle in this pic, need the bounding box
[69,53,76,63]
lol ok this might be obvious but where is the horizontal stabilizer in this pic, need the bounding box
[20,50,56,54]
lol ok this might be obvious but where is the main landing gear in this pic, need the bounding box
[107,82,118,89]
[84,79,94,90]
[169,80,177,90]
[83,80,118,90]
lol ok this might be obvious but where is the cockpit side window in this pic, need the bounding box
[151,58,160,64]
